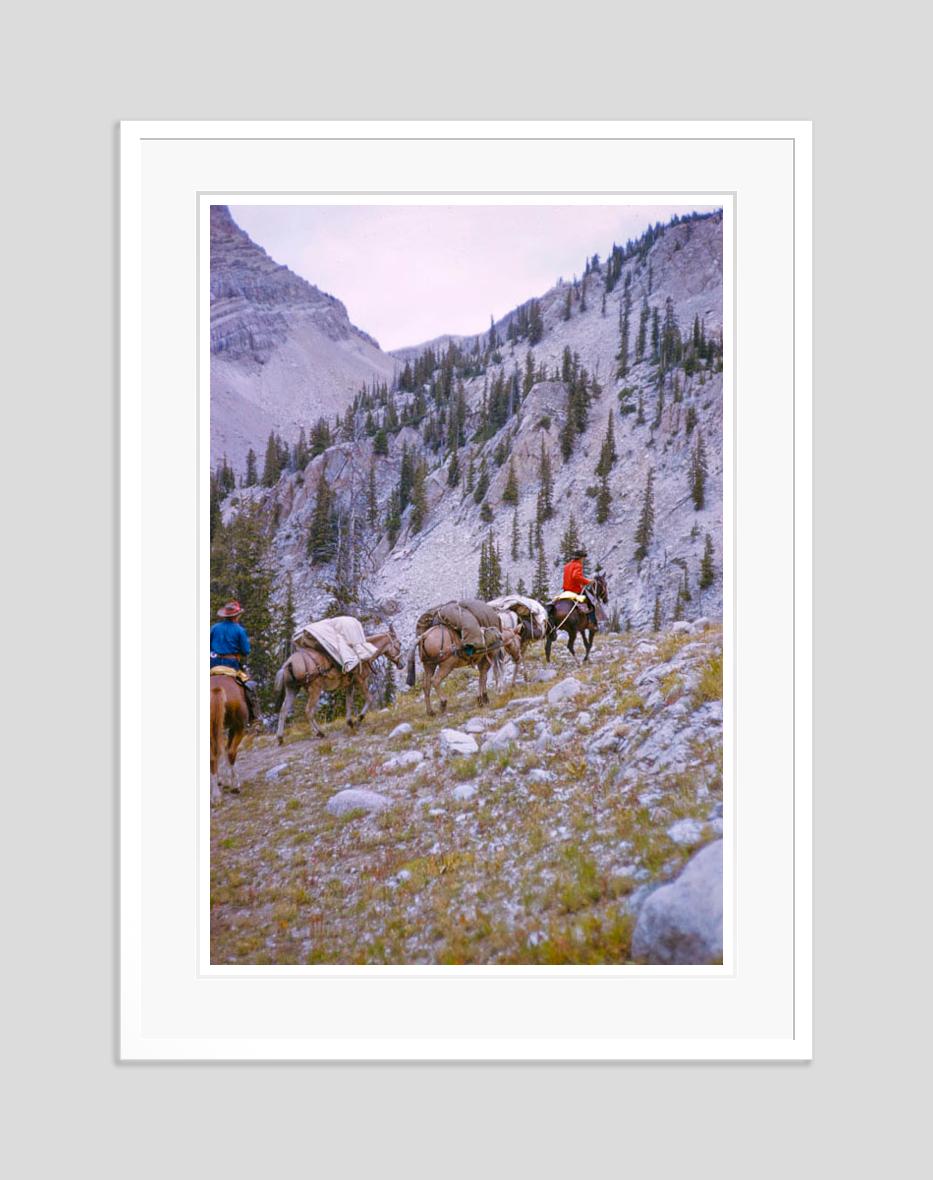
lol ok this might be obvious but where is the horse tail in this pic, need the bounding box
[274,660,287,703]
[406,642,418,688]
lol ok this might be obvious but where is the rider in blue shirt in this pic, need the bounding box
[210,600,260,722]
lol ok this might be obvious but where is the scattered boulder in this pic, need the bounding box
[666,818,704,846]
[536,668,558,682]
[547,677,583,706]
[526,768,553,785]
[439,728,479,757]
[483,721,520,750]
[691,617,712,633]
[452,783,478,801]
[326,788,391,817]
[463,716,491,734]
[384,750,424,771]
[575,711,592,729]
[631,840,723,964]
[389,722,413,739]
[670,621,692,635]
[265,763,289,781]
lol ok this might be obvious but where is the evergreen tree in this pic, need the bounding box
[527,521,535,560]
[636,392,645,425]
[409,461,428,534]
[447,447,461,487]
[261,431,281,487]
[210,501,279,701]
[634,469,655,563]
[652,592,662,632]
[560,512,582,562]
[367,462,378,528]
[281,571,297,662]
[244,448,258,487]
[384,488,402,547]
[685,405,698,435]
[596,471,611,524]
[690,429,708,510]
[699,532,716,589]
[511,509,521,561]
[562,288,572,321]
[293,428,309,471]
[473,455,490,504]
[381,661,396,707]
[306,470,337,564]
[532,534,550,601]
[217,455,236,496]
[615,281,631,378]
[373,427,389,456]
[536,438,554,522]
[466,451,475,495]
[528,300,544,345]
[595,411,618,476]
[516,576,528,596]
[480,502,494,524]
[636,296,649,361]
[502,458,519,504]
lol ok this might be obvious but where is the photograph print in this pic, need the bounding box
[208,200,725,967]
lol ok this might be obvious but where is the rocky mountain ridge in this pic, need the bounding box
[210,205,398,470]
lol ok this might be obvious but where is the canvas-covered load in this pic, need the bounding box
[415,599,503,654]
[487,594,549,637]
[292,615,378,673]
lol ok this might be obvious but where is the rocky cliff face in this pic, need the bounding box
[219,211,724,636]
[210,206,398,470]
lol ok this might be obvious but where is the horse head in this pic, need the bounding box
[593,571,609,603]
[385,621,404,668]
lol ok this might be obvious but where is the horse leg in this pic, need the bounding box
[306,680,326,738]
[355,670,372,726]
[433,658,455,713]
[583,627,594,662]
[276,684,296,746]
[478,661,489,706]
[423,658,435,716]
[345,678,355,728]
[210,689,223,804]
[226,725,245,794]
[566,627,581,664]
[545,629,553,663]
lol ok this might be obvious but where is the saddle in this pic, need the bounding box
[554,590,588,604]
[210,665,248,683]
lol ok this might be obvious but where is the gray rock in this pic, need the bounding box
[383,750,424,771]
[265,763,290,781]
[575,711,592,729]
[439,728,479,756]
[535,668,558,682]
[670,621,692,635]
[526,768,554,785]
[631,841,723,964]
[666,818,705,846]
[691,617,713,633]
[483,721,520,749]
[452,783,478,801]
[462,716,491,734]
[389,722,413,739]
[326,788,390,816]
[547,677,583,706]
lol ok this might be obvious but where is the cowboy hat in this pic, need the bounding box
[572,549,588,560]
[217,600,243,618]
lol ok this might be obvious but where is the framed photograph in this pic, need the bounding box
[121,120,811,1059]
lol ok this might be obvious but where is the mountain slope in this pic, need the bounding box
[210,206,398,470]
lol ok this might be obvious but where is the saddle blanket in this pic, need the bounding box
[555,590,588,604]
[292,615,378,673]
[210,666,247,682]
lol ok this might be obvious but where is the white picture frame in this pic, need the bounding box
[120,120,811,1060]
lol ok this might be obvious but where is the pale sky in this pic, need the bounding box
[230,204,718,352]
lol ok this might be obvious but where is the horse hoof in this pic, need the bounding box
[229,785,240,795]
[276,736,284,747]
[439,701,448,713]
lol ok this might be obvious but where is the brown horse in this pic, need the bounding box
[273,626,403,744]
[210,673,250,804]
[406,624,522,716]
[544,572,609,663]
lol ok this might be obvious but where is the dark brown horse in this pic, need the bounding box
[406,624,522,716]
[544,572,609,663]
[273,626,403,744]
[210,673,250,804]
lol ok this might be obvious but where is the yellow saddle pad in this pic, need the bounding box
[211,666,246,681]
[555,590,587,604]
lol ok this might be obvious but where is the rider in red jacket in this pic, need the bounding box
[562,549,592,595]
